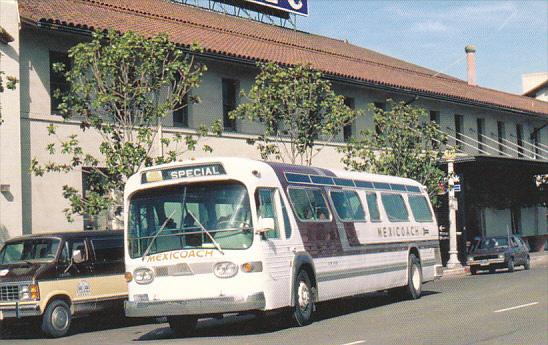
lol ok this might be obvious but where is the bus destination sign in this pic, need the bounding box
[244,0,308,16]
[142,164,226,183]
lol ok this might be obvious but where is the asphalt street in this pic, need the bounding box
[2,261,547,345]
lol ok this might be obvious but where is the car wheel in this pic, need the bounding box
[507,257,515,272]
[524,256,531,270]
[489,266,496,274]
[168,315,198,337]
[41,299,72,338]
[292,269,315,326]
[470,266,478,275]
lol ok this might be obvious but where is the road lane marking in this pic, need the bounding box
[494,302,539,313]
[341,341,366,345]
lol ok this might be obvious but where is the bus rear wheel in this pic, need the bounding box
[292,269,315,326]
[167,315,197,337]
[400,253,422,300]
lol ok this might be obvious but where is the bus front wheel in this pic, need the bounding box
[292,269,315,326]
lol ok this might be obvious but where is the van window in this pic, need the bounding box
[288,188,331,222]
[366,192,381,222]
[255,188,279,239]
[408,195,433,222]
[91,237,124,263]
[330,190,366,221]
[381,193,409,222]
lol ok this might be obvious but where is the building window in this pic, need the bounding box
[49,51,71,114]
[343,97,355,142]
[222,79,239,131]
[516,124,524,158]
[429,111,440,125]
[82,169,109,230]
[532,128,541,159]
[173,93,189,128]
[477,118,485,152]
[373,102,385,135]
[497,121,505,154]
[454,114,464,149]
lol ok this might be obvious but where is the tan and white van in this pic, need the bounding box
[0,230,127,337]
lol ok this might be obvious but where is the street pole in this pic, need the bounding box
[446,153,462,269]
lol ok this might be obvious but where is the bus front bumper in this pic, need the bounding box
[0,302,41,320]
[125,292,266,317]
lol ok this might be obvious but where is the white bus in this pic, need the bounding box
[123,157,442,334]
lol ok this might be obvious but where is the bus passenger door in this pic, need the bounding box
[256,188,294,307]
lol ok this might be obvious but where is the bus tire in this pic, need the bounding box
[292,269,314,326]
[41,299,72,338]
[167,315,197,337]
[402,254,422,300]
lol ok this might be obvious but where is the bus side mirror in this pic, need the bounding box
[72,249,84,264]
[255,217,275,236]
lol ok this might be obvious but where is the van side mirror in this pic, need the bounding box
[255,217,275,236]
[72,249,84,264]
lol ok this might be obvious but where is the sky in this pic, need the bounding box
[296,0,548,94]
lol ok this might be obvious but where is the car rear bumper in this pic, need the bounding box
[0,302,41,320]
[125,292,266,317]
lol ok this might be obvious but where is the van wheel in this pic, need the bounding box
[167,315,197,337]
[41,299,71,338]
[402,254,422,300]
[507,257,515,272]
[524,256,531,270]
[292,270,315,326]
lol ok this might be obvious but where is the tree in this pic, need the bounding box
[0,52,18,125]
[339,100,447,204]
[230,63,360,165]
[31,30,221,228]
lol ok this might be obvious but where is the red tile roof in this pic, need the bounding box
[19,0,548,116]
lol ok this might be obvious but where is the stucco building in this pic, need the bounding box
[1,0,547,262]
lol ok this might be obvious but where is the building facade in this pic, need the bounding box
[1,0,547,262]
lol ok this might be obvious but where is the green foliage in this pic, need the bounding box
[339,100,448,204]
[231,63,361,165]
[0,52,18,125]
[31,30,220,226]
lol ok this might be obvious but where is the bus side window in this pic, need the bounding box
[381,193,409,222]
[288,188,331,222]
[256,188,280,239]
[366,192,381,222]
[408,195,433,222]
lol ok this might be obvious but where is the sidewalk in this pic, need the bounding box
[442,251,548,277]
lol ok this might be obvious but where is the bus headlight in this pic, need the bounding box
[213,262,238,278]
[20,283,40,301]
[134,268,154,285]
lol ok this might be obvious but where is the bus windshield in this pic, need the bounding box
[128,181,253,258]
[0,238,61,264]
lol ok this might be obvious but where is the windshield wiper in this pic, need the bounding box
[141,209,177,261]
[186,210,224,255]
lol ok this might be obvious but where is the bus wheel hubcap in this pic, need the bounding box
[298,281,310,311]
[412,265,421,291]
[52,307,69,330]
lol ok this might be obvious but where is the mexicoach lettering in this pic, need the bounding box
[377,226,427,238]
[146,250,214,263]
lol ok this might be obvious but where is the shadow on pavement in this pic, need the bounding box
[136,290,440,341]
[0,310,151,340]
